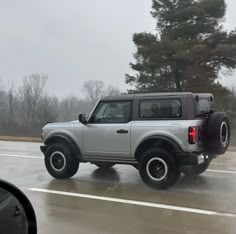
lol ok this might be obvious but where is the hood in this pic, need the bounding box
[43,120,81,129]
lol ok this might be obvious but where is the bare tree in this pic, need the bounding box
[58,96,92,121]
[0,82,8,129]
[83,80,106,104]
[59,96,78,121]
[7,82,16,126]
[83,80,120,105]
[106,85,120,96]
[20,73,48,127]
[37,96,59,124]
[0,77,121,136]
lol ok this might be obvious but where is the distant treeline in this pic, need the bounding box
[0,74,120,137]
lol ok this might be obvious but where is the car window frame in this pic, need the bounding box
[88,100,133,124]
[138,98,182,120]
[194,96,213,117]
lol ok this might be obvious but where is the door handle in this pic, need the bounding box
[117,129,128,134]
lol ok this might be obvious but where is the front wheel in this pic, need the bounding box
[45,143,79,179]
[139,148,180,190]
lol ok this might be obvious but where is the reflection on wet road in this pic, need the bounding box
[0,141,236,234]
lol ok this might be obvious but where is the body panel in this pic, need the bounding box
[130,119,206,158]
[82,123,131,157]
[43,121,85,155]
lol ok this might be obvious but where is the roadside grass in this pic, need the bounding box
[0,136,41,143]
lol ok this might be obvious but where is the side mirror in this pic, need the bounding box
[0,179,37,234]
[79,114,87,124]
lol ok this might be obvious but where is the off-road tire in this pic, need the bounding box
[45,143,79,179]
[206,112,230,154]
[139,148,180,190]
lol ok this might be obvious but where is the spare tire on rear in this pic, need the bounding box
[206,112,230,154]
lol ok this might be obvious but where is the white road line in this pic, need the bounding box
[211,162,225,166]
[207,169,236,174]
[29,188,236,217]
[0,153,43,159]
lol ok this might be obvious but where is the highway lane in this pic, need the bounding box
[0,141,236,234]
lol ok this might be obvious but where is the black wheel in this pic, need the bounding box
[206,112,230,154]
[45,143,79,179]
[139,148,180,190]
[182,161,210,176]
[93,162,115,169]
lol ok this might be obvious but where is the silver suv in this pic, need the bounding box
[40,92,230,189]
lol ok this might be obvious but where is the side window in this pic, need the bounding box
[90,101,131,123]
[139,99,182,119]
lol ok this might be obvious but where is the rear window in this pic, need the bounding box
[139,99,182,119]
[195,97,213,116]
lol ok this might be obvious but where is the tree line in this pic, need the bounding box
[0,74,120,137]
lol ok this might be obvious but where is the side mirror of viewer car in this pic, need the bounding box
[79,114,87,124]
[0,179,37,234]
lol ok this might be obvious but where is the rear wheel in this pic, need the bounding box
[93,162,115,169]
[45,143,79,179]
[139,148,180,190]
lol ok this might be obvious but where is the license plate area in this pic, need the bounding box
[198,155,205,165]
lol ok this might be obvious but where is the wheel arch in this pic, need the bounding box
[44,134,82,161]
[134,135,184,162]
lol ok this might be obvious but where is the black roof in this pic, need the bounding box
[102,94,134,101]
[101,92,213,101]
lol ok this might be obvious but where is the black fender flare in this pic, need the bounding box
[135,135,184,162]
[44,134,82,161]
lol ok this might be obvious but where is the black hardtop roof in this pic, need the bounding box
[101,92,213,101]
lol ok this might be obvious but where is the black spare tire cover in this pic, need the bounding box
[206,112,230,154]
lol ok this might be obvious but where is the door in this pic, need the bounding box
[82,101,132,158]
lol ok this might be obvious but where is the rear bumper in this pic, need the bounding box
[177,152,208,166]
[178,152,212,172]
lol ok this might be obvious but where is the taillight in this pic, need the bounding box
[189,127,197,144]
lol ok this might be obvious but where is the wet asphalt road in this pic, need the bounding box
[0,141,236,234]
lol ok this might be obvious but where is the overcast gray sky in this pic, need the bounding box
[0,0,235,97]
